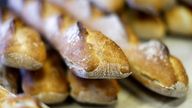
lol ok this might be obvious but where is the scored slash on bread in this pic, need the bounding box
[0,10,47,70]
[7,0,131,79]
[68,70,119,105]
[21,51,69,104]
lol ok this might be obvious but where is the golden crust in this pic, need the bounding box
[126,0,175,14]
[165,5,192,36]
[63,23,130,79]
[126,40,188,97]
[169,56,188,86]
[0,11,46,70]
[68,70,119,105]
[22,52,69,104]
[2,26,46,70]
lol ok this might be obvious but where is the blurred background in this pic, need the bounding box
[0,0,192,108]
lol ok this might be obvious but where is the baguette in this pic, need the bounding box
[165,5,192,36]
[68,70,119,105]
[0,10,46,70]
[126,0,176,14]
[0,86,49,108]
[48,0,189,97]
[126,40,188,97]
[8,0,130,79]
[120,10,166,39]
[0,64,18,93]
[21,51,69,104]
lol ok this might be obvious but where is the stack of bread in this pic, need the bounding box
[0,0,189,107]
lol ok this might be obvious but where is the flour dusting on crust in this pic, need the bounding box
[138,40,169,62]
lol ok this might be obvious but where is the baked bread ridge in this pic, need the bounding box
[8,0,131,79]
[127,40,188,97]
[68,70,119,105]
[0,10,46,70]
[21,51,69,104]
